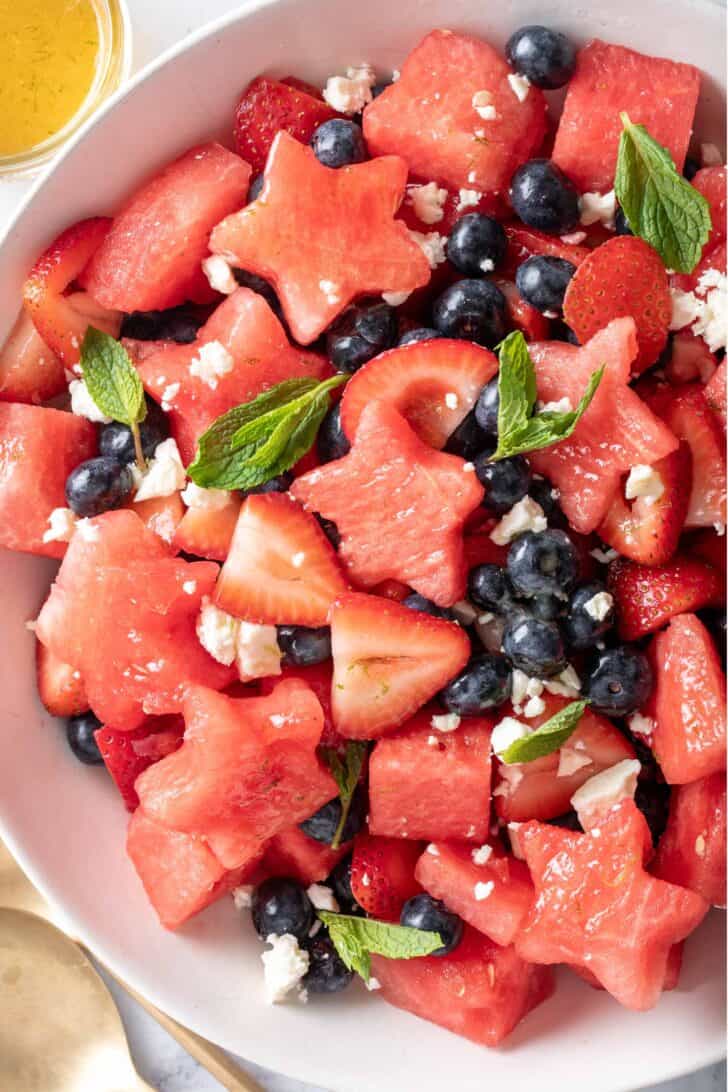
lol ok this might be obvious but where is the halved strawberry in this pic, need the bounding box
[36,642,88,717]
[280,76,325,100]
[598,443,692,566]
[23,217,114,364]
[215,493,348,626]
[463,526,509,570]
[172,494,242,561]
[608,554,723,641]
[704,360,726,429]
[692,165,727,251]
[329,592,470,739]
[350,833,423,920]
[340,339,497,450]
[259,662,342,747]
[494,279,551,342]
[503,224,590,278]
[684,526,727,581]
[664,331,718,386]
[370,579,412,602]
[563,237,671,374]
[94,716,185,811]
[0,308,65,405]
[233,76,337,173]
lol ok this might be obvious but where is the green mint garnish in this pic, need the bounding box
[500,700,589,764]
[317,911,443,982]
[80,326,147,468]
[321,742,368,850]
[615,113,711,274]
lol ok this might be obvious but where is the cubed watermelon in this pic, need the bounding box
[653,772,726,908]
[257,826,349,887]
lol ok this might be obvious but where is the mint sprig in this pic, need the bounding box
[80,326,147,467]
[615,113,711,274]
[187,374,347,490]
[500,700,589,764]
[491,332,603,461]
[318,911,443,982]
[321,742,368,849]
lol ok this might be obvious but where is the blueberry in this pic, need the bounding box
[317,402,350,463]
[507,529,579,599]
[120,304,207,344]
[245,471,293,495]
[99,399,169,465]
[327,302,398,373]
[327,854,361,914]
[474,377,499,438]
[65,456,134,517]
[474,451,531,514]
[251,877,314,941]
[635,780,672,847]
[400,894,463,956]
[66,712,103,765]
[615,206,633,236]
[515,255,575,314]
[403,593,457,623]
[311,118,367,168]
[398,327,444,347]
[300,784,367,845]
[564,581,615,649]
[446,214,507,277]
[528,477,563,521]
[315,514,340,550]
[234,270,282,316]
[433,280,507,348]
[444,410,492,460]
[278,625,332,666]
[468,564,513,614]
[584,646,653,717]
[683,156,701,181]
[502,615,566,677]
[303,933,355,993]
[527,593,566,623]
[510,160,580,235]
[248,173,265,202]
[505,26,576,89]
[440,654,512,715]
[371,81,391,99]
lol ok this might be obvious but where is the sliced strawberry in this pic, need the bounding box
[280,75,326,100]
[671,240,727,294]
[292,401,483,605]
[704,360,726,428]
[95,716,185,811]
[494,279,551,341]
[0,308,65,405]
[642,381,727,528]
[23,217,114,364]
[653,772,726,907]
[350,833,423,920]
[329,592,470,739]
[684,526,727,582]
[36,642,88,717]
[172,494,242,561]
[463,525,509,570]
[503,224,590,278]
[608,554,723,641]
[692,165,727,251]
[259,662,341,747]
[597,443,692,566]
[664,331,718,387]
[215,493,348,626]
[233,76,337,173]
[340,339,497,450]
[563,237,671,374]
[370,579,412,602]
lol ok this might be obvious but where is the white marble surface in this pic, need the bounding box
[1,2,725,1089]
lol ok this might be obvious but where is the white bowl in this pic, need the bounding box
[0,2,725,1089]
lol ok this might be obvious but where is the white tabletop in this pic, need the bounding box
[2,3,724,1089]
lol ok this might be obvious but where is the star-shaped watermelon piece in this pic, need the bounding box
[291,400,484,606]
[210,132,431,345]
[516,801,709,1011]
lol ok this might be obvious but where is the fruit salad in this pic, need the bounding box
[1,22,726,1048]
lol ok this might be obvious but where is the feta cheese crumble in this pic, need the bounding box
[180,481,231,511]
[134,438,186,502]
[590,545,619,564]
[237,621,282,680]
[161,382,180,411]
[407,181,448,224]
[182,580,197,595]
[431,713,461,733]
[306,884,339,912]
[382,290,411,307]
[69,378,111,423]
[261,934,309,1003]
[232,885,255,910]
[489,496,547,545]
[583,591,614,622]
[474,881,495,901]
[627,712,655,738]
[42,507,77,544]
[538,397,573,414]
[197,598,240,666]
[578,189,617,230]
[625,464,664,506]
[471,844,493,866]
[557,747,592,778]
[203,254,238,295]
[365,977,382,991]
[670,270,728,352]
[570,759,641,829]
[456,188,483,212]
[507,73,531,101]
[471,90,498,121]
[543,664,581,698]
[189,340,234,390]
[319,279,341,305]
[491,716,530,755]
[323,64,376,114]
[444,392,459,410]
[408,230,449,269]
[426,844,440,856]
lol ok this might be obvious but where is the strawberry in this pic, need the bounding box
[36,642,88,717]
[340,338,497,450]
[329,592,470,739]
[215,493,348,626]
[563,237,671,374]
[292,401,484,605]
[671,240,726,295]
[463,526,509,570]
[280,75,326,100]
[598,443,692,566]
[259,662,342,747]
[704,360,727,428]
[172,494,242,561]
[691,165,727,250]
[23,217,116,365]
[663,331,718,386]
[370,579,412,602]
[503,224,589,279]
[350,833,423,920]
[131,493,185,548]
[0,307,65,405]
[94,716,185,811]
[684,526,727,582]
[608,554,723,641]
[494,279,551,342]
[233,76,338,173]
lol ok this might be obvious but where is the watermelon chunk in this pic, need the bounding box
[0,404,97,558]
[363,30,547,194]
[82,143,251,312]
[368,708,493,841]
[653,772,726,908]
[258,661,341,747]
[691,165,727,252]
[95,716,185,811]
[371,925,554,1048]
[258,826,349,886]
[172,494,241,561]
[552,39,700,192]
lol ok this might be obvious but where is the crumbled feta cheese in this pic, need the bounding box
[426,844,440,856]
[232,884,255,910]
[69,378,111,423]
[510,669,531,710]
[669,286,703,330]
[323,64,376,114]
[161,382,180,411]
[408,230,448,269]
[694,833,707,857]
[692,269,728,352]
[590,545,619,564]
[382,290,411,307]
[76,518,99,542]
[701,142,723,167]
[407,181,448,224]
[236,622,282,680]
[474,881,495,901]
[560,230,587,246]
[578,189,617,230]
[431,713,461,733]
[627,712,655,738]
[42,507,77,544]
[625,465,664,506]
[180,481,231,511]
[291,551,306,568]
[182,580,197,595]
[456,188,483,211]
[427,735,439,746]
[471,844,493,866]
[508,822,525,859]
[490,497,547,545]
[197,598,239,666]
[360,872,371,887]
[570,759,641,829]
[471,90,498,121]
[715,523,726,537]
[261,934,310,1003]
[557,747,592,778]
[507,73,531,101]
[365,977,382,991]
[203,254,238,295]
[543,664,581,698]
[583,591,614,622]
[306,883,340,913]
[443,392,459,411]
[189,340,234,390]
[134,438,186,502]
[462,462,475,473]
[491,716,530,755]
[319,279,341,305]
[538,397,573,414]
[523,694,546,718]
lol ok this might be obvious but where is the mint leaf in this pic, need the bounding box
[80,327,146,427]
[492,332,603,461]
[615,113,711,274]
[318,912,443,982]
[500,700,589,764]
[187,374,346,489]
[321,742,368,849]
